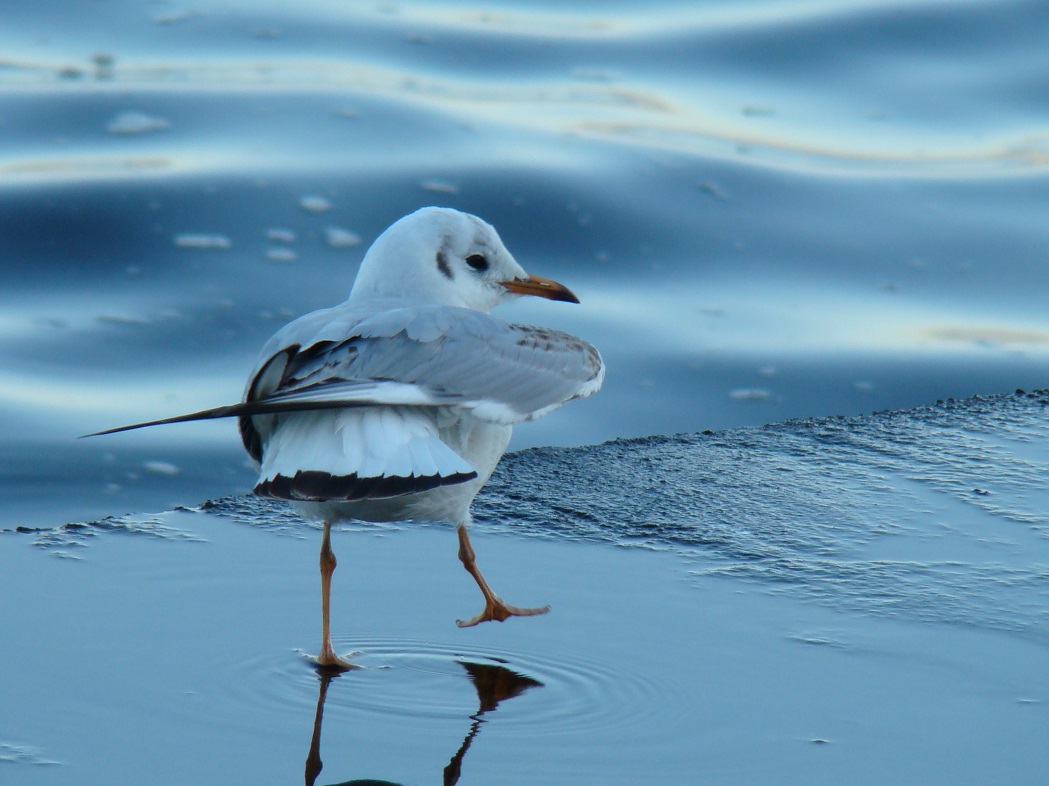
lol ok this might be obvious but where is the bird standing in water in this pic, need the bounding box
[91,207,604,669]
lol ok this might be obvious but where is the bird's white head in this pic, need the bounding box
[349,207,578,312]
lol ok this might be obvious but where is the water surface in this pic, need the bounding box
[5,392,1049,784]
[2,1,1049,783]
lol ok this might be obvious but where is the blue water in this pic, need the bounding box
[2,1,1049,783]
[4,2,1048,478]
[5,392,1048,784]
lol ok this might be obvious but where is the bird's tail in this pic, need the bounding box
[253,407,478,501]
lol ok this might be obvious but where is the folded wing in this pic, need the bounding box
[85,305,604,503]
[246,306,603,502]
[250,305,605,427]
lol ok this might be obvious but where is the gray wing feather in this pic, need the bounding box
[253,305,604,423]
[84,304,602,441]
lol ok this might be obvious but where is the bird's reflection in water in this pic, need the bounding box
[442,662,542,785]
[305,660,543,786]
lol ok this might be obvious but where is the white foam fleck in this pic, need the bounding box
[143,461,180,476]
[174,233,232,249]
[106,111,170,135]
[325,226,361,248]
[266,247,298,263]
[266,228,297,243]
[729,387,771,401]
[299,195,333,213]
[420,179,459,194]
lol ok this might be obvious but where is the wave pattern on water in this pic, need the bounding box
[0,741,61,767]
[476,390,1049,639]
[3,0,1049,471]
[42,390,1049,642]
[229,636,674,739]
[8,512,207,557]
[3,0,1049,181]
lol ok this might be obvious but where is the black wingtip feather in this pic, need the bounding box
[79,401,252,438]
[79,393,385,440]
[254,470,478,502]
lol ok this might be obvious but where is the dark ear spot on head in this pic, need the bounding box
[436,248,453,279]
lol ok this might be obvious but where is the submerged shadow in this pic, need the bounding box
[305,660,543,786]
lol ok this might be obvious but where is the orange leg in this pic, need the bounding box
[455,524,550,628]
[316,521,356,670]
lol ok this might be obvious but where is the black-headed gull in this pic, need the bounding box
[90,206,604,669]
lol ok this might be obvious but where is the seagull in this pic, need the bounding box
[88,207,604,670]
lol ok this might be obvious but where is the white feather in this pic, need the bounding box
[259,406,476,484]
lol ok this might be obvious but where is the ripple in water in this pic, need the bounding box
[232,635,675,738]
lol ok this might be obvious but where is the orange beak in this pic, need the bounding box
[501,274,580,304]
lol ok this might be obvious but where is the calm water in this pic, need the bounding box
[5,393,1049,784]
[2,1,1049,783]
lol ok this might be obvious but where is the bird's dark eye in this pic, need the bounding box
[465,254,489,272]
